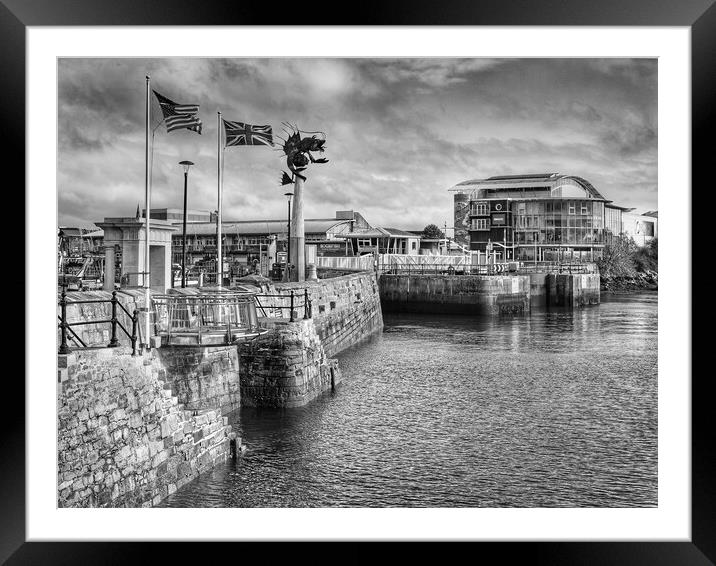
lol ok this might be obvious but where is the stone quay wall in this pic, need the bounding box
[239,318,341,408]
[379,274,531,315]
[154,346,241,416]
[57,347,232,508]
[547,273,601,307]
[260,271,384,357]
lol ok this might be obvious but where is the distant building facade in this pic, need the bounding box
[451,173,656,262]
[338,227,421,256]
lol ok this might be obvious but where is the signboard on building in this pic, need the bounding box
[317,241,346,256]
[492,213,506,226]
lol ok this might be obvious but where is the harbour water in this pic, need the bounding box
[159,292,657,508]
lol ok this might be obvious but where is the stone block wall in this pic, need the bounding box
[154,346,241,415]
[264,271,384,356]
[239,318,341,408]
[57,347,232,508]
[379,274,531,315]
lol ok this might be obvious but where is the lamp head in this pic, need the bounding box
[179,160,195,174]
[284,192,294,201]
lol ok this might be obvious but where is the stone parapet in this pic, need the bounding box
[57,288,156,349]
[264,270,384,356]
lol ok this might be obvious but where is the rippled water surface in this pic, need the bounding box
[160,292,657,508]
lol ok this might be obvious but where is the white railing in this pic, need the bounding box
[316,255,375,271]
[378,254,472,269]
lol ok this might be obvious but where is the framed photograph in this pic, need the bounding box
[10,0,708,562]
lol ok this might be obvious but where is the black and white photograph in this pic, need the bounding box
[2,8,704,560]
[54,55,660,511]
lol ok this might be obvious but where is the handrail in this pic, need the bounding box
[58,286,139,355]
[254,289,312,322]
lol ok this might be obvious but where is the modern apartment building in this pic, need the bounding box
[451,173,656,262]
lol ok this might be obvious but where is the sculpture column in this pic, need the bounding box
[289,174,305,282]
[103,244,115,291]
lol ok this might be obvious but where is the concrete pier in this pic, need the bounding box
[379,274,531,315]
[547,273,600,307]
[378,272,600,314]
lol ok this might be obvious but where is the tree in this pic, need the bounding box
[596,234,638,278]
[422,224,445,239]
[632,237,658,273]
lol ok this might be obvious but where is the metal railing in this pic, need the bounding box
[512,261,598,274]
[255,289,312,322]
[58,287,139,355]
[378,261,598,276]
[151,292,262,344]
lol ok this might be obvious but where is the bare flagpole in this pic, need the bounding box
[144,75,151,348]
[217,111,223,287]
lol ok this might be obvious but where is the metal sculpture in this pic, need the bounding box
[277,123,328,185]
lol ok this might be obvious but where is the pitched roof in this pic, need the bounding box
[178,219,350,236]
[338,227,420,239]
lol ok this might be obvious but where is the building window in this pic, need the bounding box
[358,239,372,247]
[472,218,490,230]
[472,202,489,215]
[411,241,417,250]
[581,202,589,215]
[568,202,576,215]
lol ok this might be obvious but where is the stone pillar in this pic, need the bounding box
[289,174,305,282]
[306,263,318,281]
[103,245,115,291]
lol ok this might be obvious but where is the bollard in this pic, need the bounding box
[59,286,69,354]
[289,291,295,322]
[225,302,233,344]
[229,432,238,460]
[131,309,139,356]
[303,289,309,320]
[108,290,119,347]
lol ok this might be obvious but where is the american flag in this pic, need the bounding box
[223,119,273,147]
[153,90,202,134]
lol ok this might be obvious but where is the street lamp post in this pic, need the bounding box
[284,192,293,281]
[179,160,194,288]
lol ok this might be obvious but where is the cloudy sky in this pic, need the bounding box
[58,58,657,230]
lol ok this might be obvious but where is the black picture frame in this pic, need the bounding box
[7,0,708,562]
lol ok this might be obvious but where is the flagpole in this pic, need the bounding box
[144,75,151,348]
[217,111,223,287]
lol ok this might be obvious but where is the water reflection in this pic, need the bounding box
[159,292,657,508]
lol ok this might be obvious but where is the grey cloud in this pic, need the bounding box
[58,57,658,231]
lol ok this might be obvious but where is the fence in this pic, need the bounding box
[378,254,472,270]
[254,289,313,322]
[58,288,139,355]
[151,292,262,345]
[316,255,375,272]
[377,260,598,276]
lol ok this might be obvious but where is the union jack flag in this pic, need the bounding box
[223,119,273,147]
[153,90,202,134]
